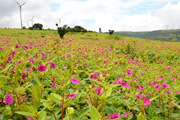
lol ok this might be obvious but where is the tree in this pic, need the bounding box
[109,30,114,35]
[57,25,67,39]
[32,23,43,30]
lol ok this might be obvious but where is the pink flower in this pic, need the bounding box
[114,62,118,65]
[34,53,38,58]
[27,117,34,120]
[11,51,16,56]
[161,82,168,88]
[3,93,14,104]
[67,93,76,99]
[83,62,87,66]
[95,87,102,95]
[114,78,123,84]
[0,47,3,50]
[119,73,123,75]
[47,61,52,65]
[63,64,67,69]
[135,94,140,99]
[126,69,132,75]
[154,85,159,90]
[51,63,55,69]
[41,52,46,56]
[15,44,19,48]
[107,113,120,119]
[22,73,26,79]
[70,76,79,84]
[129,112,133,115]
[169,103,175,107]
[176,91,180,94]
[122,112,127,117]
[143,97,151,106]
[165,91,171,94]
[11,69,15,74]
[37,63,46,72]
[51,81,56,88]
[23,45,28,50]
[103,72,107,76]
[122,83,130,89]
[166,66,172,70]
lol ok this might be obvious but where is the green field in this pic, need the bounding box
[0,29,180,120]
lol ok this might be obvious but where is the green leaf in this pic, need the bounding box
[106,87,112,98]
[15,111,34,117]
[150,96,158,102]
[32,85,40,102]
[39,111,46,120]
[66,107,74,116]
[33,75,41,86]
[64,116,69,120]
[50,93,62,104]
[16,105,37,114]
[0,64,12,74]
[78,107,89,119]
[137,112,145,120]
[89,105,100,120]
[3,106,12,116]
[151,116,158,120]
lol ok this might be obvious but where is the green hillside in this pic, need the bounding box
[115,29,180,42]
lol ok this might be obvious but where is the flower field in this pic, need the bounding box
[0,29,180,120]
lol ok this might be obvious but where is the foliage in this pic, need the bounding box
[57,25,67,39]
[109,30,114,35]
[31,23,43,30]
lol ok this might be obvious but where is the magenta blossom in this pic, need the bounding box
[169,103,175,107]
[122,83,130,89]
[3,93,14,104]
[166,66,172,70]
[63,64,67,69]
[143,97,151,106]
[67,93,76,99]
[15,44,19,48]
[23,45,28,50]
[107,113,120,119]
[27,117,34,120]
[70,76,79,84]
[122,112,127,117]
[41,52,46,56]
[95,87,102,95]
[37,63,46,72]
[0,47,3,50]
[11,51,16,56]
[154,85,159,90]
[51,63,55,69]
[161,82,168,88]
[165,91,171,94]
[51,81,56,88]
[34,53,38,58]
[126,69,132,75]
[176,91,180,94]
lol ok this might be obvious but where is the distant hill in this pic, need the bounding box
[114,29,180,42]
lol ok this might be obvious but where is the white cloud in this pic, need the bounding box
[0,0,180,31]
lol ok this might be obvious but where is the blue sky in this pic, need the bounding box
[1,0,180,31]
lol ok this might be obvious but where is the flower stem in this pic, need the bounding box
[61,88,65,120]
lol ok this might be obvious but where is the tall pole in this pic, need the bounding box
[15,1,26,29]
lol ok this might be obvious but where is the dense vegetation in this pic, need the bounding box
[0,29,180,120]
[115,29,180,42]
